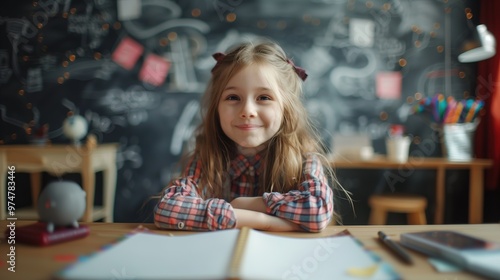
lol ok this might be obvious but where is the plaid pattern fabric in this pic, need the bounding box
[154,153,333,232]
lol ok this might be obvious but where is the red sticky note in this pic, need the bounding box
[376,71,402,99]
[139,53,171,87]
[112,37,144,70]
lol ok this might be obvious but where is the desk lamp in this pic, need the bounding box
[458,23,496,63]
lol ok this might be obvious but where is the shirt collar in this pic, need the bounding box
[229,153,262,179]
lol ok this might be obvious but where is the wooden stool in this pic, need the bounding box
[368,194,427,225]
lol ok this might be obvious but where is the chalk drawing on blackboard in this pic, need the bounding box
[84,110,115,139]
[376,37,406,69]
[0,104,63,140]
[118,0,212,92]
[0,50,13,84]
[38,54,58,71]
[122,0,210,39]
[0,105,28,129]
[43,59,108,82]
[301,46,335,98]
[392,1,441,36]
[302,46,334,78]
[349,18,375,48]
[96,85,158,127]
[116,136,143,170]
[305,99,338,141]
[66,1,113,50]
[62,98,80,114]
[169,36,201,92]
[396,103,414,123]
[196,29,260,72]
[329,48,378,99]
[170,99,199,156]
[315,16,350,48]
[94,58,120,81]
[26,68,43,93]
[417,63,447,98]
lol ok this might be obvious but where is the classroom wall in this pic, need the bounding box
[0,0,482,223]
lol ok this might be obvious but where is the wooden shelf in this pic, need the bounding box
[14,206,107,221]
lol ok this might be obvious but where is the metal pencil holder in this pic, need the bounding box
[441,121,478,161]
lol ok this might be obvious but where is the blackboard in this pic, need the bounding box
[0,0,480,223]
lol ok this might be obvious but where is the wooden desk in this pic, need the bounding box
[0,221,498,280]
[331,156,493,224]
[0,142,118,222]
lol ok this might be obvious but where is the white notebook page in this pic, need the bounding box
[238,230,396,280]
[59,230,239,280]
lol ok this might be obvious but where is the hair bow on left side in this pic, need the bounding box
[287,59,308,81]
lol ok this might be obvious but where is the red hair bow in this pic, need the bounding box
[287,59,308,81]
[211,52,225,73]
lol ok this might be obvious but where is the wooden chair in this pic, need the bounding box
[368,193,427,225]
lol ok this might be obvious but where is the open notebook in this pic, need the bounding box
[56,227,400,280]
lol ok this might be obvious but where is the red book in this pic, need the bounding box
[9,222,90,246]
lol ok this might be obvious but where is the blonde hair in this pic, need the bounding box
[167,40,349,223]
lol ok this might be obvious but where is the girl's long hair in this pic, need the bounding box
[193,40,345,207]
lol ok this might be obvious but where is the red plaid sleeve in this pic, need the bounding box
[262,153,334,232]
[154,157,237,231]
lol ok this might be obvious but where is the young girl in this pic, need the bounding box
[154,40,340,232]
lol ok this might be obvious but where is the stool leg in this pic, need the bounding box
[369,208,387,225]
[408,211,427,225]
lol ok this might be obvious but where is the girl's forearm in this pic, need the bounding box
[230,197,268,213]
[233,209,301,232]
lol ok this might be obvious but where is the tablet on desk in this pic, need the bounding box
[400,230,500,279]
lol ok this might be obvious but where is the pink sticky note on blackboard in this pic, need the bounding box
[112,37,144,70]
[139,53,171,87]
[376,71,402,99]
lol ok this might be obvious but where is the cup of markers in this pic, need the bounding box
[413,94,484,161]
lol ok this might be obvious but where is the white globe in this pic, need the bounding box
[63,115,88,144]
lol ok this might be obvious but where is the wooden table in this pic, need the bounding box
[0,142,118,222]
[331,156,493,224]
[0,221,498,280]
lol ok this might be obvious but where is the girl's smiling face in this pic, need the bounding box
[218,63,283,156]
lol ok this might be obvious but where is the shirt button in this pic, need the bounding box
[177,222,185,229]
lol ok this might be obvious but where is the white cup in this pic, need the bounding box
[386,136,411,163]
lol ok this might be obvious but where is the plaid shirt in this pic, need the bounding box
[154,153,333,232]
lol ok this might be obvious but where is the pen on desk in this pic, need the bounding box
[378,231,413,264]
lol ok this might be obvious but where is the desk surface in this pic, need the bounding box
[1,221,499,280]
[330,156,493,224]
[330,155,493,168]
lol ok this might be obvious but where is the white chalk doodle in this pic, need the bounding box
[329,48,379,99]
[170,99,199,156]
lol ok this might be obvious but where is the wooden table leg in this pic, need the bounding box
[102,157,117,222]
[30,172,42,209]
[81,152,95,222]
[469,166,484,224]
[434,167,446,224]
